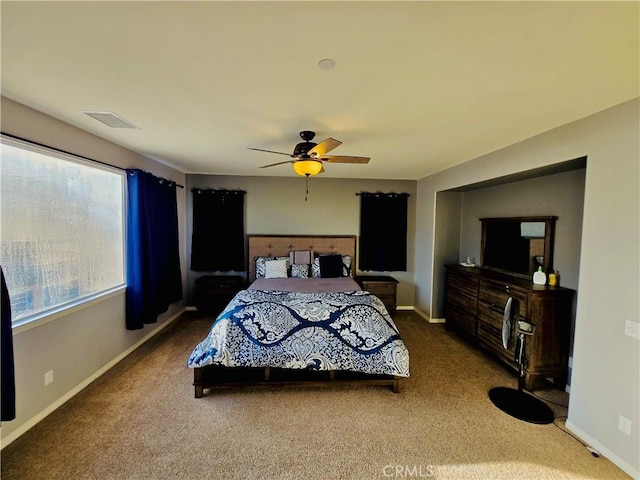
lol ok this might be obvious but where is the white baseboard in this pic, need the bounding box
[565,420,639,479]
[0,308,185,449]
[428,317,446,324]
[397,305,444,324]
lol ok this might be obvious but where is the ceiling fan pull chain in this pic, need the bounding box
[305,174,309,201]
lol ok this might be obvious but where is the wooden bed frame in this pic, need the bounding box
[192,234,403,396]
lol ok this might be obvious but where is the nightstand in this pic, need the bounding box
[194,275,245,316]
[355,275,399,314]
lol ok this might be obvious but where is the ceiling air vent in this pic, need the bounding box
[83,111,139,129]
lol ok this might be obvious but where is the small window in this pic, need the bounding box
[0,136,125,325]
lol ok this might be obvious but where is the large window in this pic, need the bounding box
[0,136,125,325]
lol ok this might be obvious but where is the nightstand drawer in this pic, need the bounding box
[365,284,396,296]
[355,275,398,315]
[194,275,245,316]
[375,294,395,306]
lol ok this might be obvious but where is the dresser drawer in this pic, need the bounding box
[447,285,478,314]
[478,320,516,365]
[479,280,527,319]
[446,270,479,297]
[446,301,478,337]
[477,301,510,330]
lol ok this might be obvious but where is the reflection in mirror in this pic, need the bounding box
[520,222,545,238]
[521,222,546,272]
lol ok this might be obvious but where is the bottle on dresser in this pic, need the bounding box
[533,266,547,285]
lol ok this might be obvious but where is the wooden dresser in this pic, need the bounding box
[445,265,574,389]
[355,275,398,314]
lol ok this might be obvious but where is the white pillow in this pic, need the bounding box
[342,255,352,276]
[255,256,288,278]
[264,259,289,278]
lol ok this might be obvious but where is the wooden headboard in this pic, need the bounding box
[248,235,357,282]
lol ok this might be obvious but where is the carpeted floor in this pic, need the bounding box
[1,311,629,479]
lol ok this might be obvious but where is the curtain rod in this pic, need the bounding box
[356,191,410,197]
[191,188,246,194]
[1,132,184,189]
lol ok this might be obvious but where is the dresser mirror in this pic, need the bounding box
[480,216,557,277]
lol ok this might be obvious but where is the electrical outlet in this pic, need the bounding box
[618,415,631,435]
[44,370,54,386]
[624,321,640,339]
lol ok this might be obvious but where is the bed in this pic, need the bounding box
[188,235,409,397]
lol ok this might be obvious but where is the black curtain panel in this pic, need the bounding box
[190,189,246,272]
[126,169,183,330]
[1,266,16,421]
[359,192,409,271]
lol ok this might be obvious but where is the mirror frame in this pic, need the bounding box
[480,216,557,277]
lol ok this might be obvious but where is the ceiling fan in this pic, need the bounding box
[248,130,370,177]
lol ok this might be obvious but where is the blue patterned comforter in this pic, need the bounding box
[188,289,409,377]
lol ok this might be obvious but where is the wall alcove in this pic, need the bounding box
[432,157,586,365]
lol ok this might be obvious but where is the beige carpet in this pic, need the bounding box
[1,311,629,479]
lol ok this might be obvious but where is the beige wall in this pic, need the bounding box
[430,191,463,321]
[185,175,417,308]
[0,97,188,445]
[415,98,639,477]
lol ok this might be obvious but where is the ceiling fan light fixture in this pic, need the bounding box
[293,160,323,177]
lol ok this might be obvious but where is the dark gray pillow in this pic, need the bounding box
[318,254,344,278]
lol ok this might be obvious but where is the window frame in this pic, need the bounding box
[1,134,127,331]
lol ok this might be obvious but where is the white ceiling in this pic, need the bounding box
[1,1,638,180]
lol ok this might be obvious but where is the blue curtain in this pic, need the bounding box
[359,192,409,271]
[126,169,182,330]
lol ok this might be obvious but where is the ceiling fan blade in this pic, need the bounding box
[322,155,370,164]
[308,138,342,157]
[259,160,294,168]
[248,147,292,157]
